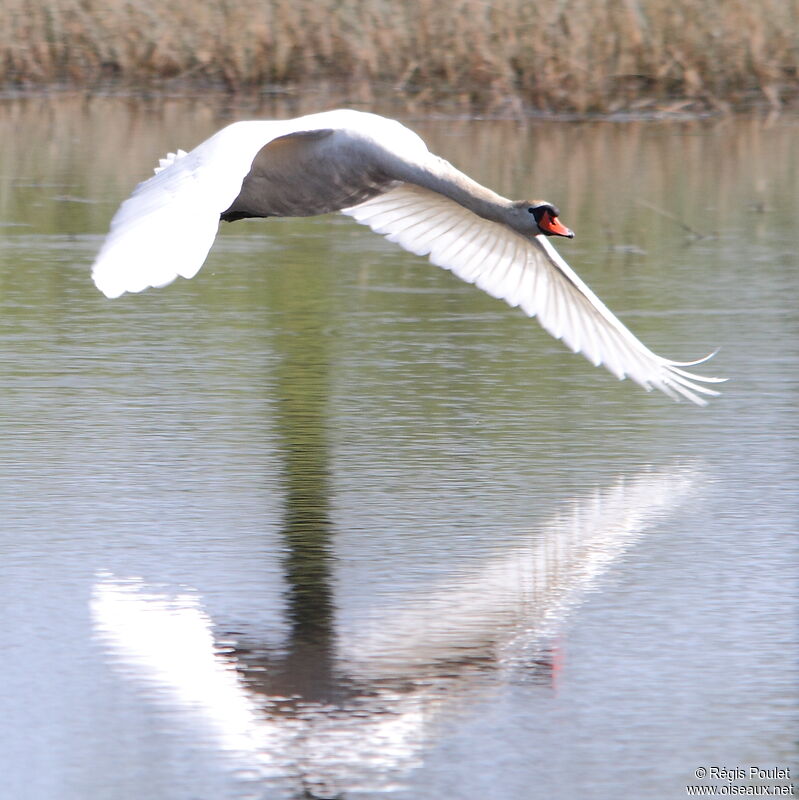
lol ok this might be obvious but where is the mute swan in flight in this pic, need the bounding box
[91,109,723,404]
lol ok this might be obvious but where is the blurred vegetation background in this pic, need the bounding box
[2,0,798,113]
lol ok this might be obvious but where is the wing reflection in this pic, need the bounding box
[91,464,700,797]
[339,466,699,681]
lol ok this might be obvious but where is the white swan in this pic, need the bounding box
[91,109,723,404]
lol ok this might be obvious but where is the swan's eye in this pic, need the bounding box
[527,207,535,214]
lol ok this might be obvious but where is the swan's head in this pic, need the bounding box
[512,201,574,239]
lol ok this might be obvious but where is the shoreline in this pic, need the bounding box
[0,80,795,121]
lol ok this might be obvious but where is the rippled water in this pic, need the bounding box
[0,96,797,799]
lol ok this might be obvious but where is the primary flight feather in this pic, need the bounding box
[92,109,724,405]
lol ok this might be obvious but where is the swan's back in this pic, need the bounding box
[92,110,428,298]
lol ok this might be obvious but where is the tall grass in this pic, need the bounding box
[2,0,798,113]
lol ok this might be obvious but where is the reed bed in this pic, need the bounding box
[2,0,798,113]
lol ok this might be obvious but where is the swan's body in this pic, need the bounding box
[92,109,723,404]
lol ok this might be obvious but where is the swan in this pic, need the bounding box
[91,109,724,405]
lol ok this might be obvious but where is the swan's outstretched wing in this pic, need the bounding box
[343,184,724,405]
[91,121,289,299]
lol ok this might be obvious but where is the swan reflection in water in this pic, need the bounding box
[91,465,700,797]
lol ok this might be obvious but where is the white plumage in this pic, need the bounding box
[91,109,724,404]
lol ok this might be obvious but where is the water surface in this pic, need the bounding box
[0,96,796,799]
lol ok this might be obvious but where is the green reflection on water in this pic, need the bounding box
[271,257,338,692]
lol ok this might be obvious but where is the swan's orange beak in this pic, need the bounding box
[539,210,574,238]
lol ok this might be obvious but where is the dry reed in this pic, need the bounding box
[2,0,798,113]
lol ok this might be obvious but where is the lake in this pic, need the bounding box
[0,94,796,799]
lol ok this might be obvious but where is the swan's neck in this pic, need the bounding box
[384,153,513,222]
